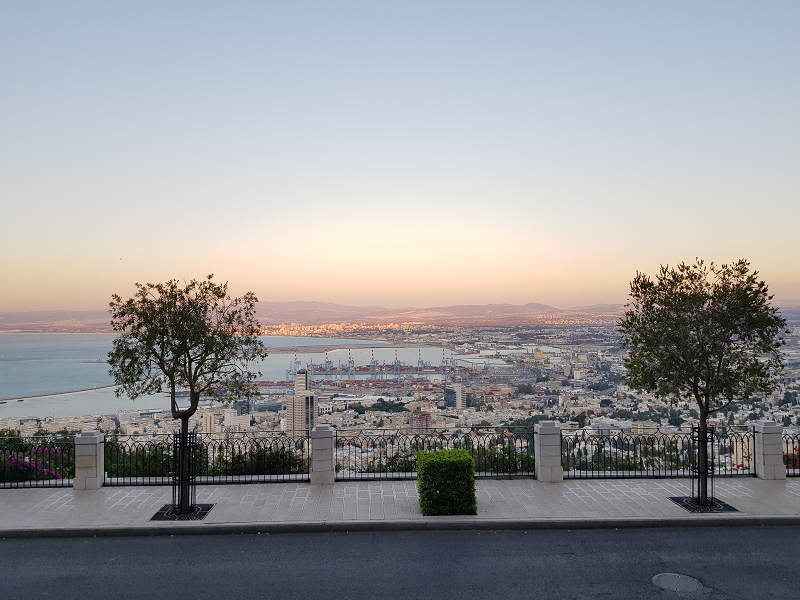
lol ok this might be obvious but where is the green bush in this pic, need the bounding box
[416,449,477,516]
[104,442,173,478]
[219,446,308,475]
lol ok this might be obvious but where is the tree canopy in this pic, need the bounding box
[619,259,786,422]
[108,276,267,433]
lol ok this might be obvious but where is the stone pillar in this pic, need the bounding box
[310,424,335,485]
[753,420,786,480]
[534,421,563,482]
[74,430,105,491]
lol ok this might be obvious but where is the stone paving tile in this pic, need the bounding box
[2,477,799,529]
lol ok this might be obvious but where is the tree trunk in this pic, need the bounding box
[178,415,191,515]
[171,389,201,515]
[698,411,709,506]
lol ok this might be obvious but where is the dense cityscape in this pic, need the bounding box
[4,324,799,442]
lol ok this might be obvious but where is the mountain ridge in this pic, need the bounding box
[0,302,622,331]
[4,300,796,331]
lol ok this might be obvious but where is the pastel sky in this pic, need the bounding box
[2,2,798,311]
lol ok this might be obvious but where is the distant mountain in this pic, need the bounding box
[771,299,800,308]
[257,301,618,326]
[0,301,627,332]
[567,304,625,313]
[368,302,562,326]
[0,310,111,333]
[421,302,561,316]
[256,302,400,325]
[774,302,800,327]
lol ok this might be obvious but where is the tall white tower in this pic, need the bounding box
[288,369,317,433]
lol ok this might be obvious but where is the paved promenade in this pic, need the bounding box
[1,477,799,536]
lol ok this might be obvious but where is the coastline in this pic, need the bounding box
[0,384,119,403]
[264,342,423,354]
[0,335,446,413]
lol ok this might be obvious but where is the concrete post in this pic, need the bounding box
[73,430,105,491]
[310,424,335,485]
[534,421,563,482]
[753,420,786,481]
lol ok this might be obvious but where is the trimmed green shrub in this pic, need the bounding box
[416,449,477,516]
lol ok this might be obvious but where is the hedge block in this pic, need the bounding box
[416,449,477,516]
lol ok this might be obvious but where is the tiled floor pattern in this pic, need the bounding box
[1,478,798,530]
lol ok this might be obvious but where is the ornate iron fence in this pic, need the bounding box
[196,432,310,483]
[104,434,173,485]
[104,431,310,486]
[784,433,800,477]
[333,427,535,480]
[0,435,75,488]
[561,426,755,479]
[714,427,756,476]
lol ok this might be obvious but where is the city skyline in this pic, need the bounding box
[2,2,799,311]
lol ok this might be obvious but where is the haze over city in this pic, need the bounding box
[2,2,799,312]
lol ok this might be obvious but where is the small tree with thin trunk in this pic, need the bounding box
[108,276,267,514]
[618,259,786,505]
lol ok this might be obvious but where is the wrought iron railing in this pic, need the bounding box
[561,427,755,479]
[333,427,535,480]
[103,431,310,486]
[0,435,75,488]
[104,434,173,485]
[784,433,800,477]
[196,431,310,483]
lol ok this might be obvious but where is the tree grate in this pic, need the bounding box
[150,503,215,521]
[668,496,738,513]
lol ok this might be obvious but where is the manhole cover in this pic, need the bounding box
[652,573,703,592]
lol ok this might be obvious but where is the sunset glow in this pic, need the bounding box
[2,3,798,311]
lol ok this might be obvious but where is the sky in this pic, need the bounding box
[1,2,798,311]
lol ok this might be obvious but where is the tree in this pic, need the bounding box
[348,402,367,415]
[367,399,409,413]
[108,276,267,514]
[668,409,684,428]
[619,259,786,505]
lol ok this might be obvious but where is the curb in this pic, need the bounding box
[2,514,800,538]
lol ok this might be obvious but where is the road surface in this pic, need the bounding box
[0,525,795,599]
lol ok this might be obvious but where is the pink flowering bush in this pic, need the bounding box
[784,446,800,470]
[0,444,75,483]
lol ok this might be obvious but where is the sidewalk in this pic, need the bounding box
[2,477,799,537]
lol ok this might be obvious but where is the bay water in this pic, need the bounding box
[0,334,499,420]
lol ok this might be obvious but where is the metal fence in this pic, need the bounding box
[0,435,75,488]
[561,427,756,479]
[784,433,800,477]
[104,434,172,485]
[104,432,310,486]
[196,431,309,483]
[3,425,779,488]
[333,427,535,480]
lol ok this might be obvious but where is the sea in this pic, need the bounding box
[0,334,503,420]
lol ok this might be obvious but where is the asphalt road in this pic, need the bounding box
[0,526,796,600]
